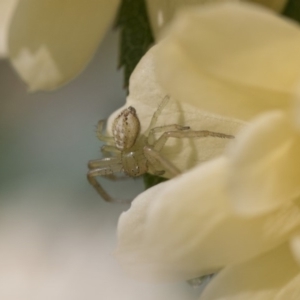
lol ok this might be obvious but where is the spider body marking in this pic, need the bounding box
[112,106,148,177]
[112,106,140,150]
[87,96,234,202]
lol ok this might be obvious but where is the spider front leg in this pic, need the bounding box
[101,145,121,161]
[145,128,234,177]
[144,95,170,136]
[147,124,190,145]
[153,130,234,152]
[88,157,121,169]
[89,155,129,181]
[101,145,120,155]
[87,157,127,202]
[96,120,114,143]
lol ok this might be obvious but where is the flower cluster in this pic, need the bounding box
[115,2,300,299]
[0,0,288,91]
[1,0,299,299]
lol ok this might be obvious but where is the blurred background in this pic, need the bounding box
[0,29,200,299]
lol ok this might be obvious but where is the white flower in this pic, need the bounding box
[107,44,244,175]
[155,1,300,213]
[115,2,300,299]
[147,0,287,38]
[0,0,288,91]
[7,0,121,91]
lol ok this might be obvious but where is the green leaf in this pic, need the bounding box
[282,0,300,23]
[115,0,154,88]
[143,173,168,190]
[115,0,165,190]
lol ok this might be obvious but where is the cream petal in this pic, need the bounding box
[274,272,300,300]
[0,0,18,57]
[199,244,300,300]
[116,156,300,280]
[146,0,286,39]
[146,0,239,38]
[290,234,300,266]
[107,45,244,177]
[156,2,300,120]
[280,235,300,298]
[8,0,120,91]
[227,111,300,215]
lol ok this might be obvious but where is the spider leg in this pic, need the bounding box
[144,95,170,136]
[153,130,234,152]
[96,120,114,143]
[88,157,126,181]
[87,163,131,203]
[101,145,120,155]
[87,157,129,203]
[144,146,181,178]
[147,124,190,145]
[101,145,121,159]
[153,170,165,176]
[88,157,120,169]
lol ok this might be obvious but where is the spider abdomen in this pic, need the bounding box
[112,106,140,150]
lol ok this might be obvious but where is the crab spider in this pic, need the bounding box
[87,96,234,202]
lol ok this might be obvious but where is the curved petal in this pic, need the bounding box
[107,44,244,176]
[199,244,300,300]
[155,2,300,120]
[288,235,300,299]
[116,156,300,281]
[274,273,300,300]
[228,111,300,215]
[8,0,120,91]
[146,0,287,39]
[290,234,300,266]
[0,0,18,57]
[145,0,238,39]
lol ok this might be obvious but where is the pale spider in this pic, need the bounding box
[87,97,234,202]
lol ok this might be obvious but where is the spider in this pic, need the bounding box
[87,96,234,202]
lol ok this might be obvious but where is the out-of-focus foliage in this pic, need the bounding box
[283,0,300,23]
[115,0,154,88]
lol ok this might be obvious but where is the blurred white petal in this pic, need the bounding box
[290,234,300,266]
[0,0,18,57]
[8,0,120,90]
[13,46,63,92]
[116,157,300,280]
[227,111,300,215]
[146,0,287,38]
[199,244,300,300]
[108,44,244,176]
[274,272,300,300]
[156,2,300,120]
[0,181,197,300]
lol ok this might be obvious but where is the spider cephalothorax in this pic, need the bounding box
[87,97,234,202]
